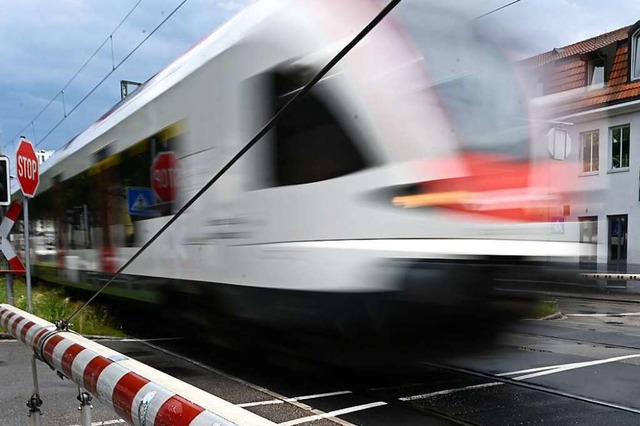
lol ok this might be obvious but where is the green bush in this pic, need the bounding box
[529,300,559,319]
[0,277,124,337]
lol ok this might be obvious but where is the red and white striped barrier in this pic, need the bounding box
[0,304,274,426]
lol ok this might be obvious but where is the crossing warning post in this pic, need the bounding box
[16,137,39,313]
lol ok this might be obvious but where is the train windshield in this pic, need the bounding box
[394,2,529,160]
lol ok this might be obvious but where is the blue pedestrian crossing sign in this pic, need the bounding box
[551,216,565,234]
[126,187,156,217]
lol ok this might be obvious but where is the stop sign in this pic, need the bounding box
[151,151,177,203]
[16,139,39,198]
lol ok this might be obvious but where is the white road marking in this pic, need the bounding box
[404,354,640,402]
[399,382,502,401]
[239,399,287,407]
[238,390,352,407]
[68,419,125,426]
[509,354,640,381]
[496,365,565,376]
[566,312,640,317]
[278,402,387,426]
[498,354,640,379]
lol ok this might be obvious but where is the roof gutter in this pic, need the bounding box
[555,97,640,123]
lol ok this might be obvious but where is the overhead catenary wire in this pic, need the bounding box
[33,0,189,149]
[474,0,522,20]
[66,0,404,323]
[9,0,145,147]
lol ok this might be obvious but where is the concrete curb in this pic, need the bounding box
[540,311,564,321]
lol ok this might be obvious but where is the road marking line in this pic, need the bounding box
[498,354,640,380]
[566,312,640,317]
[239,390,352,407]
[68,419,125,426]
[404,354,640,402]
[278,402,387,426]
[239,399,286,407]
[399,382,501,401]
[496,365,563,376]
[511,354,640,381]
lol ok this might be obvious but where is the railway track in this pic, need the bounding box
[71,291,640,426]
[412,361,640,421]
[512,329,640,352]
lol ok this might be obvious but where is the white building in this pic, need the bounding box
[523,20,640,275]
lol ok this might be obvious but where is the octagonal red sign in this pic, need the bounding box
[151,151,177,203]
[16,138,39,198]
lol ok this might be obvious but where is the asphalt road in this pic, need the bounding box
[2,297,640,425]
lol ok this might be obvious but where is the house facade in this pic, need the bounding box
[523,21,640,274]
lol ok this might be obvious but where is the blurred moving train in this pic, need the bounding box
[14,0,584,361]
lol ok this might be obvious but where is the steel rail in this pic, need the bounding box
[422,362,640,415]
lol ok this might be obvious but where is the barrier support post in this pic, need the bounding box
[5,273,13,305]
[24,197,32,313]
[77,386,92,426]
[27,355,42,426]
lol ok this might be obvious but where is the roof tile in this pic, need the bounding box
[525,24,640,115]
[522,26,630,68]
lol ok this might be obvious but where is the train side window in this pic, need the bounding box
[271,71,367,186]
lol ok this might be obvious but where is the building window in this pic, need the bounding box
[632,28,640,81]
[581,130,599,173]
[610,125,630,170]
[588,60,605,90]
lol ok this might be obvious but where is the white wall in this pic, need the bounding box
[537,105,640,270]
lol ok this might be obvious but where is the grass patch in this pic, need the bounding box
[0,277,125,337]
[529,300,559,319]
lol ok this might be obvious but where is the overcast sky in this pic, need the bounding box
[1,0,640,155]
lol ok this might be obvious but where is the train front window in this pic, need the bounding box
[269,71,368,186]
[394,1,529,159]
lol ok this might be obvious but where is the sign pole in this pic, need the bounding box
[5,274,14,306]
[16,137,39,313]
[24,197,32,313]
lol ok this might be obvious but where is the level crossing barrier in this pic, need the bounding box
[0,304,275,426]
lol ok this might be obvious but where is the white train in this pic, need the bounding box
[19,0,583,358]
